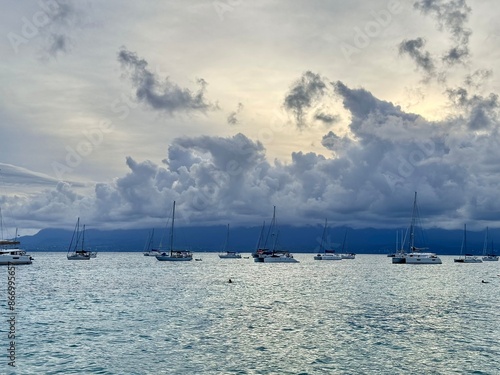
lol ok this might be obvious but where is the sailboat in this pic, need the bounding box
[314,219,342,260]
[338,230,355,259]
[219,224,241,259]
[482,227,499,261]
[155,201,193,261]
[253,206,298,263]
[392,192,442,264]
[252,221,269,259]
[67,218,97,260]
[143,229,161,256]
[454,224,482,263]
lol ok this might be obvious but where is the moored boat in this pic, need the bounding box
[314,219,342,261]
[219,224,241,259]
[155,201,193,262]
[481,227,498,261]
[253,207,298,263]
[67,218,96,260]
[454,224,482,263]
[392,192,442,265]
[143,229,161,256]
[0,240,33,265]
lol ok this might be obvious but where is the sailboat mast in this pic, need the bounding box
[409,192,417,251]
[271,206,277,251]
[82,224,86,251]
[320,218,327,253]
[224,224,230,251]
[483,227,488,256]
[0,206,3,241]
[464,223,467,254]
[170,201,176,254]
[264,206,276,249]
[255,221,266,250]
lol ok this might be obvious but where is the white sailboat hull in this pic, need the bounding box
[219,253,241,259]
[156,252,193,261]
[482,255,499,261]
[67,251,96,260]
[314,254,342,260]
[454,256,482,263]
[340,253,355,259]
[144,251,161,257]
[67,254,91,260]
[261,254,299,263]
[405,255,442,264]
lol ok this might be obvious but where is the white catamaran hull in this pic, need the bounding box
[0,254,33,265]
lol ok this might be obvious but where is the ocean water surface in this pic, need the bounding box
[2,253,499,374]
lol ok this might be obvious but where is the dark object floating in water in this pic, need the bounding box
[195,258,202,261]
[481,280,489,283]
[228,279,233,283]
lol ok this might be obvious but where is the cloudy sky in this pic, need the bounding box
[1,0,500,234]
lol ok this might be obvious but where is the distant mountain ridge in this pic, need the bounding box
[17,225,497,255]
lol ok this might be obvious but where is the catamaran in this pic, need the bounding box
[392,192,442,264]
[0,204,33,265]
[0,237,33,265]
[155,201,193,261]
[314,219,342,260]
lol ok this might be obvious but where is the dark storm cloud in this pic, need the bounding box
[284,71,328,128]
[118,47,218,115]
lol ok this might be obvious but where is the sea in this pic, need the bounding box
[1,252,499,374]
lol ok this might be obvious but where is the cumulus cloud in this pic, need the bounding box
[4,77,500,232]
[446,87,499,130]
[118,47,218,115]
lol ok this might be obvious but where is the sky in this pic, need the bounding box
[1,0,500,235]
